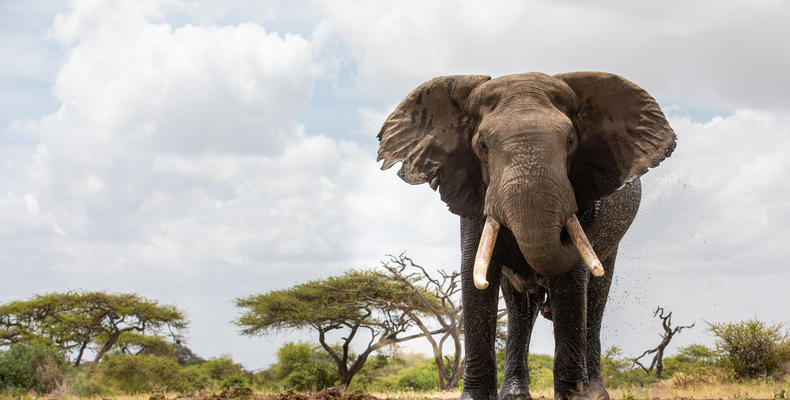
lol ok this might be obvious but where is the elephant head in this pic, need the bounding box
[378,72,675,278]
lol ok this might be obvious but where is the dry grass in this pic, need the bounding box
[362,388,552,399]
[613,380,790,399]
[0,395,153,400]
[3,382,790,400]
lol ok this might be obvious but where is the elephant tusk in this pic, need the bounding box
[566,214,605,277]
[473,216,500,290]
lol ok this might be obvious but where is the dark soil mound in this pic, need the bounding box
[277,388,378,400]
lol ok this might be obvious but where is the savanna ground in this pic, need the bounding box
[4,381,790,400]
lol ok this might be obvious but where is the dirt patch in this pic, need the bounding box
[158,388,383,400]
[273,389,309,400]
[276,388,378,400]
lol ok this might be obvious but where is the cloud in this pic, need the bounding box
[15,0,315,244]
[633,109,790,275]
[2,0,464,366]
[315,0,790,111]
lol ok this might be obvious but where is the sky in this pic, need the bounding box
[1,0,789,371]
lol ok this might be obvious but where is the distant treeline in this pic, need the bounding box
[2,264,790,396]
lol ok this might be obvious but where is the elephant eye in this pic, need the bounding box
[566,133,577,152]
[476,135,488,153]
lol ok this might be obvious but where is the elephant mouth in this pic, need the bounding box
[472,214,603,290]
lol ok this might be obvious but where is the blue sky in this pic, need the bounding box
[1,0,789,370]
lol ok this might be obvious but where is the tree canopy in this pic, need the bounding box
[0,291,187,367]
[235,269,437,389]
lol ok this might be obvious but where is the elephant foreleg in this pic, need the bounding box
[586,250,617,400]
[499,275,543,400]
[549,262,589,400]
[461,216,502,400]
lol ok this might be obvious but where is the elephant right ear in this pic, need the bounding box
[377,75,491,218]
[557,72,676,208]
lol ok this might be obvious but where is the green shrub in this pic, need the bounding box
[391,361,437,391]
[0,343,68,393]
[662,344,718,378]
[98,354,183,393]
[366,355,439,392]
[260,342,337,391]
[528,353,554,389]
[709,319,788,378]
[778,337,790,363]
[600,346,654,388]
[220,374,249,389]
[63,370,104,397]
[179,363,212,391]
[352,352,411,391]
[200,355,246,382]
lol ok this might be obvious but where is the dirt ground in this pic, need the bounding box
[161,387,380,400]
[159,386,783,400]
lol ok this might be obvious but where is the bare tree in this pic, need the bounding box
[339,254,464,390]
[380,254,466,390]
[633,306,695,378]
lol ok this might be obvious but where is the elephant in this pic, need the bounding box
[376,72,675,400]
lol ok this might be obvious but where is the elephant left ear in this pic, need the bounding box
[377,75,491,218]
[556,72,677,208]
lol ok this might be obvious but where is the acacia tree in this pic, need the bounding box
[0,292,187,368]
[632,306,694,378]
[235,270,435,390]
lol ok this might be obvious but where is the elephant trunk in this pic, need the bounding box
[474,171,604,284]
[498,177,579,277]
[510,222,579,278]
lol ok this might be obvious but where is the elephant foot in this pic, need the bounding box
[587,378,610,400]
[553,391,592,400]
[499,376,531,400]
[461,389,498,400]
[554,382,592,400]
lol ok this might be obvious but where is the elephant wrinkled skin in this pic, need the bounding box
[376,72,676,400]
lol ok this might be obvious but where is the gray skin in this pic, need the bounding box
[377,72,676,400]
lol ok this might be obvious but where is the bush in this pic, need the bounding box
[780,339,790,363]
[390,360,437,391]
[528,353,554,389]
[220,374,249,389]
[662,344,718,378]
[352,352,418,391]
[708,319,789,378]
[351,352,392,390]
[98,354,183,393]
[179,364,212,391]
[600,346,654,388]
[361,354,439,391]
[0,343,68,393]
[260,342,337,391]
[200,355,246,382]
[63,370,104,397]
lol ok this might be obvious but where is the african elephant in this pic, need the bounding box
[376,72,675,400]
